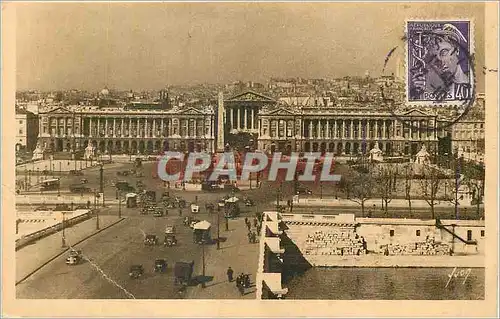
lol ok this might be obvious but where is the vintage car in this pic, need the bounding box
[144,234,158,246]
[154,259,167,272]
[129,264,144,279]
[66,250,83,265]
[165,225,176,234]
[164,234,178,247]
[153,208,164,217]
[297,185,313,195]
[243,198,255,207]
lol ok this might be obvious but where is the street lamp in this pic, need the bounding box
[201,233,206,288]
[99,164,104,193]
[61,212,67,248]
[217,203,224,250]
[94,190,100,230]
[118,190,122,219]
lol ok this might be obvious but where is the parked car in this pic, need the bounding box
[69,184,92,193]
[153,208,164,217]
[144,234,158,246]
[66,250,83,265]
[154,259,167,272]
[297,185,313,195]
[129,265,144,279]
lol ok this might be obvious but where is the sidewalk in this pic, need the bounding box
[188,218,260,299]
[16,215,124,284]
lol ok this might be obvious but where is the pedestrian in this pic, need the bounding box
[179,208,182,216]
[247,232,252,243]
[244,217,249,226]
[251,232,256,243]
[227,267,234,282]
[253,217,258,228]
[246,223,251,232]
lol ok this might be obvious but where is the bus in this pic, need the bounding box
[40,178,60,191]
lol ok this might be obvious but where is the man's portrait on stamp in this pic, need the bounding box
[407,20,474,104]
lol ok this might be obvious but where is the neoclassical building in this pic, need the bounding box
[37,104,216,156]
[257,106,440,156]
[36,90,443,157]
[221,90,440,156]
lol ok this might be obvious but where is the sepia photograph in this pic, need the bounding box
[2,1,498,317]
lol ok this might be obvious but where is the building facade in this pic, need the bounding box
[451,119,485,163]
[16,107,39,152]
[36,90,477,158]
[36,105,216,156]
[222,90,439,156]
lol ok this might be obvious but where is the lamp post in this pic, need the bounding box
[217,203,224,250]
[24,167,28,191]
[118,190,122,219]
[94,190,100,230]
[201,235,206,288]
[99,164,104,193]
[224,204,229,231]
[99,164,105,207]
[61,212,67,248]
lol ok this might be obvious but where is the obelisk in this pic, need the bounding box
[216,91,225,152]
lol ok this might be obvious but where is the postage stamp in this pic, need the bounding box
[406,20,474,105]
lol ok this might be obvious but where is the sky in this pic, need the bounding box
[15,2,485,91]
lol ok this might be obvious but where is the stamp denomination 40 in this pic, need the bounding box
[406,20,474,106]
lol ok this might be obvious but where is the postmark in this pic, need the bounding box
[406,20,474,106]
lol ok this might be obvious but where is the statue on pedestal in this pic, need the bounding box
[31,140,45,161]
[84,141,96,160]
[413,145,431,175]
[369,143,384,162]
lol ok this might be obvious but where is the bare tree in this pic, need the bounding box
[375,165,394,216]
[402,164,414,216]
[445,157,463,219]
[419,165,443,219]
[463,162,485,218]
[347,169,375,217]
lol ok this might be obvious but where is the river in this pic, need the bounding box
[285,267,484,300]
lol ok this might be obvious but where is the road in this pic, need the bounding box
[16,160,284,299]
[16,212,203,299]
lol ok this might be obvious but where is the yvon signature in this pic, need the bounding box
[445,267,472,288]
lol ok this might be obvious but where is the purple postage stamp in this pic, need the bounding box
[406,20,474,105]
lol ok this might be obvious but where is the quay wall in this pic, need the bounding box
[281,213,484,268]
